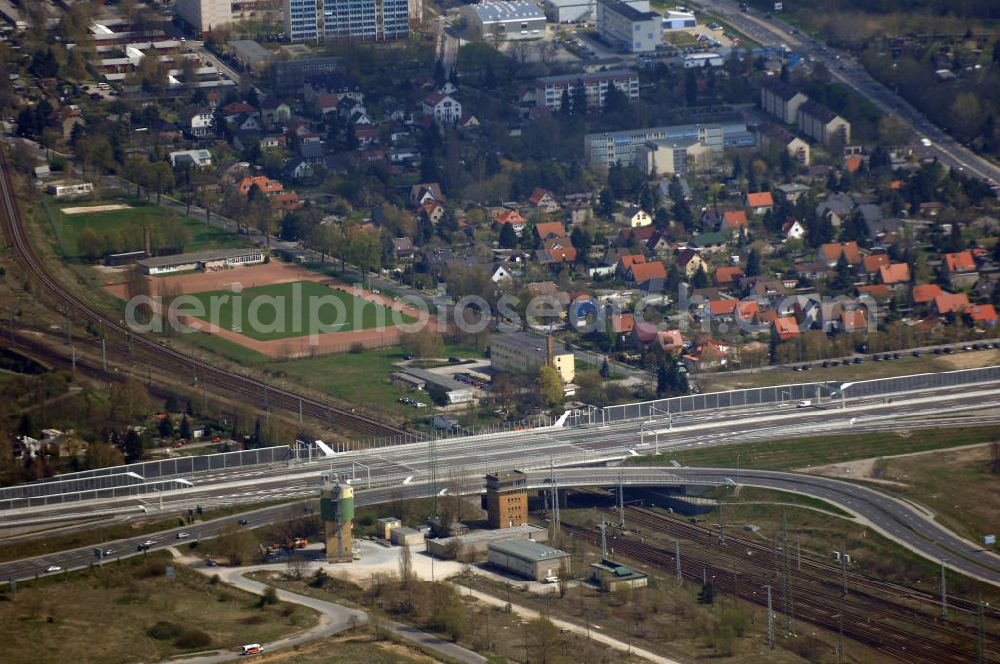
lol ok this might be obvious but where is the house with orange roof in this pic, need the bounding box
[721,210,749,233]
[861,253,889,275]
[682,338,732,371]
[965,303,998,327]
[617,254,647,276]
[239,176,284,196]
[745,191,774,215]
[420,201,446,224]
[271,192,303,211]
[495,209,527,235]
[534,221,566,241]
[857,284,892,302]
[878,263,911,289]
[631,324,685,352]
[714,266,744,288]
[626,260,667,291]
[911,283,944,305]
[610,312,636,339]
[537,237,577,265]
[737,300,759,322]
[839,308,868,333]
[844,154,864,173]
[773,316,800,340]
[528,188,560,213]
[818,241,861,266]
[708,298,738,318]
[933,292,970,316]
[943,250,978,287]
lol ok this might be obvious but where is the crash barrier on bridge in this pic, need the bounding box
[564,365,1000,428]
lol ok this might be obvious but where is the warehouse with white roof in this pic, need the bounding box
[461,1,547,41]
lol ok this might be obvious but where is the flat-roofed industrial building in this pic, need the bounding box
[487,538,571,581]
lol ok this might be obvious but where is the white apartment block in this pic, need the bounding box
[176,0,233,34]
[597,0,661,53]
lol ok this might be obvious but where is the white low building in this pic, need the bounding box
[48,182,94,198]
[137,248,265,275]
[461,1,546,41]
[662,9,695,29]
[169,149,213,168]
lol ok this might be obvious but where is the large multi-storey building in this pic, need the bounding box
[798,100,851,147]
[585,122,755,170]
[596,0,661,53]
[490,332,575,384]
[759,78,808,125]
[534,69,639,112]
[284,0,408,42]
[285,0,322,42]
[176,0,233,35]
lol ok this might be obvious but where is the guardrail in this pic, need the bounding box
[565,364,1000,428]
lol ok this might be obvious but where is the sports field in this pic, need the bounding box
[53,203,245,258]
[186,280,412,341]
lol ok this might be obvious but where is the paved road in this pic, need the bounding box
[2,385,999,587]
[540,467,1000,586]
[693,0,1000,183]
[169,561,485,664]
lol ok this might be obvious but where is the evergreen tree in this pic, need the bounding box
[692,264,709,289]
[571,79,587,115]
[697,581,715,604]
[179,415,191,440]
[570,226,592,262]
[673,197,693,231]
[499,221,517,249]
[684,69,698,107]
[158,416,173,439]
[829,253,853,293]
[559,88,572,117]
[433,59,446,88]
[123,429,143,463]
[745,247,761,277]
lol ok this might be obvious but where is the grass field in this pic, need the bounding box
[699,348,1000,392]
[53,203,245,258]
[249,636,433,663]
[868,444,1000,548]
[187,281,411,341]
[267,344,481,416]
[0,552,317,664]
[630,425,1000,471]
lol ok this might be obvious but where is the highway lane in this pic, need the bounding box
[542,467,1000,586]
[5,384,999,522]
[2,390,999,584]
[693,0,1000,183]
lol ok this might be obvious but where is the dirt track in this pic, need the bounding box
[104,262,429,358]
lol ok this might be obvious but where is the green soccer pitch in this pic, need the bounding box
[185,281,410,341]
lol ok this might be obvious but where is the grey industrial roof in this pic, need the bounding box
[490,331,560,355]
[760,77,801,101]
[137,247,262,269]
[799,99,840,123]
[489,538,569,562]
[536,69,637,85]
[471,1,546,23]
[433,524,545,547]
[392,526,422,536]
[230,40,274,64]
[600,0,660,21]
[395,366,471,393]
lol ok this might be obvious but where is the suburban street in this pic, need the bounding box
[693,0,1000,183]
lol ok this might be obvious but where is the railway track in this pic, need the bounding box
[561,505,999,663]
[0,149,409,440]
[621,505,1000,622]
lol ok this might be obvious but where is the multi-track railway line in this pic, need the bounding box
[0,149,408,441]
[562,504,1000,663]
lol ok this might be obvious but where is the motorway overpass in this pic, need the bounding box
[3,462,1000,590]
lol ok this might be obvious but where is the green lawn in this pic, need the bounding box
[267,344,482,416]
[54,203,246,258]
[631,425,1000,471]
[186,281,412,341]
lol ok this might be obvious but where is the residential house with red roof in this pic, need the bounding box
[818,241,862,266]
[495,209,527,235]
[943,250,978,287]
[537,237,578,265]
[626,260,667,291]
[933,292,970,316]
[911,283,944,305]
[721,210,749,234]
[878,263,911,290]
[773,316,800,340]
[745,191,774,215]
[239,176,283,196]
[965,304,998,327]
[534,221,566,242]
[528,188,560,213]
[714,266,744,288]
[861,253,889,276]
